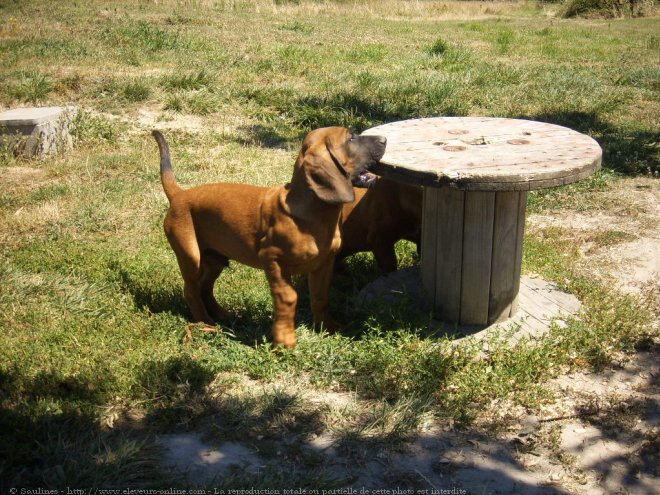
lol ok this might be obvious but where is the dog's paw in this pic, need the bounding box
[273,335,297,349]
[272,325,297,349]
[183,323,218,343]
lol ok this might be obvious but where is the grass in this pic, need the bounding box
[0,0,658,489]
[6,70,53,103]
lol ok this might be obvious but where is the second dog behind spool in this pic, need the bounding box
[339,177,422,273]
[153,127,386,348]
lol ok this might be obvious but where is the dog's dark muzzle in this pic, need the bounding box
[367,135,387,161]
[351,135,386,188]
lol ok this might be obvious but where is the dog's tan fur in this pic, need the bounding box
[153,127,386,348]
[339,178,422,273]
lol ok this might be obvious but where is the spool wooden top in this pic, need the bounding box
[363,117,602,191]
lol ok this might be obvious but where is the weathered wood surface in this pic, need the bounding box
[459,191,495,325]
[421,187,465,322]
[489,191,527,323]
[510,192,527,316]
[450,275,582,347]
[421,188,527,326]
[363,117,602,191]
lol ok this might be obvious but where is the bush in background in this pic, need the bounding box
[560,0,655,18]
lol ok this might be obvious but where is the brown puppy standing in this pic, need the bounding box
[153,127,386,348]
[339,178,422,273]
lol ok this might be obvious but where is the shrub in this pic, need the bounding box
[121,79,152,102]
[6,71,53,103]
[70,110,120,144]
[561,0,653,18]
[428,37,449,56]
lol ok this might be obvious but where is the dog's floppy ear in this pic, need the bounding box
[303,148,355,205]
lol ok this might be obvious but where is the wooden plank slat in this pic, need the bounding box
[459,167,602,191]
[432,188,465,323]
[384,136,601,153]
[521,276,581,314]
[518,285,558,325]
[378,155,600,174]
[509,192,527,316]
[366,117,584,140]
[488,192,522,324]
[459,191,496,325]
[374,157,599,178]
[420,187,439,303]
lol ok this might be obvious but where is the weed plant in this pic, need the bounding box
[6,70,53,103]
[0,0,657,488]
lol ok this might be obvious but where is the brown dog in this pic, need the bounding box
[339,177,422,273]
[153,127,386,348]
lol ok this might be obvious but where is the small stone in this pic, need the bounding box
[0,106,77,158]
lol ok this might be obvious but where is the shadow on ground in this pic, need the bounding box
[2,347,657,492]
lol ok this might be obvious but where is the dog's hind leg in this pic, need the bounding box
[200,251,232,321]
[166,226,216,325]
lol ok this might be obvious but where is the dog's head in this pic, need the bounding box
[294,127,386,204]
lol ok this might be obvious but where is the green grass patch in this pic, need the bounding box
[5,70,53,103]
[70,110,123,145]
[121,78,153,102]
[160,70,216,91]
[102,20,187,53]
[428,37,449,56]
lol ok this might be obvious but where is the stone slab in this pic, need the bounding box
[0,106,68,126]
[0,106,76,158]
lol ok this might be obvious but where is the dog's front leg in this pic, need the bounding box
[263,259,298,349]
[372,240,398,274]
[308,262,341,334]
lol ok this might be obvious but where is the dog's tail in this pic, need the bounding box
[152,130,182,202]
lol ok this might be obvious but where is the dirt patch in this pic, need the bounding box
[549,351,659,494]
[528,177,660,296]
[156,351,658,493]
[126,106,252,136]
[157,433,263,484]
[136,108,204,133]
[595,237,659,295]
[0,166,48,192]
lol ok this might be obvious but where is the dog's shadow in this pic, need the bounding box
[115,266,187,317]
[116,254,430,346]
[116,265,276,346]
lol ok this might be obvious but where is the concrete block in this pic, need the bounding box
[0,106,77,158]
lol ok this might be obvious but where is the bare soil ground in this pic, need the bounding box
[528,177,660,297]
